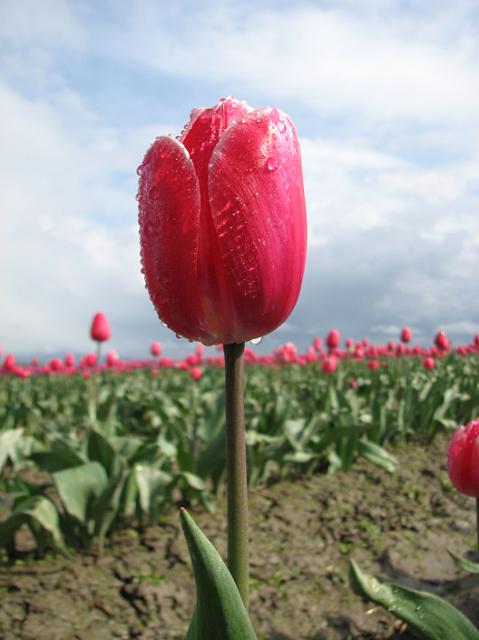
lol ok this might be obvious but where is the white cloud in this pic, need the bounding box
[104,2,479,125]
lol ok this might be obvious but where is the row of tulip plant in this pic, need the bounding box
[1,334,478,557]
[2,325,479,380]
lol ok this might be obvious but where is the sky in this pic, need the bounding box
[1,0,479,360]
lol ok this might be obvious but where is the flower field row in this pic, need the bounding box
[1,339,478,557]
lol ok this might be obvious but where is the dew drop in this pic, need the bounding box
[175,333,183,339]
[161,321,168,327]
[277,120,286,133]
[266,157,277,172]
[250,337,263,345]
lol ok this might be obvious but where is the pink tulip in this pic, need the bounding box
[434,330,449,352]
[423,356,435,370]
[447,418,479,497]
[367,360,380,370]
[400,326,412,343]
[150,341,162,357]
[321,356,338,373]
[106,349,119,367]
[190,367,203,381]
[138,97,307,345]
[90,312,111,342]
[326,330,340,350]
[345,337,353,350]
[50,358,63,373]
[313,337,322,352]
[64,353,75,368]
[3,354,15,371]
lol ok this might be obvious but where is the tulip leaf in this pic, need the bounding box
[0,495,66,554]
[447,549,479,574]
[53,462,108,523]
[350,560,479,640]
[357,440,397,472]
[180,509,257,640]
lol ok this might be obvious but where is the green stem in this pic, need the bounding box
[223,342,249,607]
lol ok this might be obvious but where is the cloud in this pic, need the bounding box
[102,1,479,126]
[1,1,478,357]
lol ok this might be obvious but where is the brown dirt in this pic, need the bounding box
[1,433,478,639]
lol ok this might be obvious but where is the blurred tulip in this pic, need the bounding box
[447,418,479,497]
[434,329,449,351]
[90,312,111,342]
[190,367,203,381]
[423,356,435,370]
[321,356,338,373]
[400,326,412,343]
[150,341,162,357]
[326,330,340,350]
[138,97,307,345]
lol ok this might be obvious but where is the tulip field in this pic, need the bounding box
[1,332,479,638]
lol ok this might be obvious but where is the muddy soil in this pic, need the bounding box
[1,433,478,640]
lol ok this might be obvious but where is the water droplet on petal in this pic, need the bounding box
[175,333,183,339]
[250,337,263,345]
[161,321,168,327]
[277,120,286,133]
[266,157,277,172]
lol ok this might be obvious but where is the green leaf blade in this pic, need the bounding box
[180,509,256,640]
[350,560,479,640]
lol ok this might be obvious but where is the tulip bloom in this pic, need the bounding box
[447,418,479,498]
[150,341,162,357]
[138,97,307,345]
[423,356,435,370]
[400,326,412,343]
[434,330,449,351]
[326,330,340,350]
[90,312,111,342]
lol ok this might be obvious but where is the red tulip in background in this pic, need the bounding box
[138,97,307,345]
[423,356,435,370]
[400,326,412,343]
[150,341,162,357]
[90,312,111,342]
[434,329,449,351]
[326,329,340,350]
[447,418,479,497]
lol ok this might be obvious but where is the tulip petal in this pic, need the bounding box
[208,108,307,341]
[138,136,206,341]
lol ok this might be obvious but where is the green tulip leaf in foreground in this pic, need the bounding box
[447,549,479,574]
[179,509,257,640]
[349,560,479,640]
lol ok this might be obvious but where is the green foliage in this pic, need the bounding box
[349,560,479,639]
[1,354,479,554]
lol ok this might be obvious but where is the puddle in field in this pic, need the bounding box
[1,433,479,639]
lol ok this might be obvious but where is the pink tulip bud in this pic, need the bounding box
[313,337,322,352]
[50,358,63,373]
[150,341,162,357]
[64,353,75,368]
[85,353,97,368]
[189,367,203,381]
[434,330,449,351]
[326,330,340,350]
[138,97,307,345]
[447,418,479,497]
[90,312,111,342]
[106,349,119,367]
[3,354,15,371]
[367,360,380,370]
[423,356,435,370]
[321,356,338,373]
[400,326,412,343]
[345,338,353,350]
